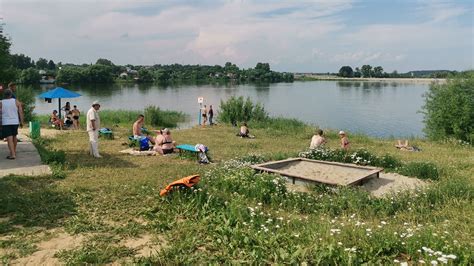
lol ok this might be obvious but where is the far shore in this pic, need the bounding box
[295,75,446,83]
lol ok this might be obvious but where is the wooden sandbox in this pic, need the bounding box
[251,158,383,186]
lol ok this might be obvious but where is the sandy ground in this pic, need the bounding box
[12,231,85,266]
[285,171,427,198]
[362,172,428,198]
[19,128,69,139]
[277,161,375,185]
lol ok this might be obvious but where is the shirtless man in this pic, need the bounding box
[132,114,155,144]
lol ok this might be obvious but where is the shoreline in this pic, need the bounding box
[295,76,446,83]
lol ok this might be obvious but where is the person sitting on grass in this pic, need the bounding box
[132,114,155,144]
[310,129,326,149]
[238,122,255,138]
[339,130,350,150]
[50,110,63,129]
[65,111,74,128]
[154,128,176,155]
[395,139,421,152]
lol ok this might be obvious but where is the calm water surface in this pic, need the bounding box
[30,81,430,138]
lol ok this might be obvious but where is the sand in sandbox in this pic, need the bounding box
[275,161,375,185]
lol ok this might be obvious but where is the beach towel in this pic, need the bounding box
[160,175,201,196]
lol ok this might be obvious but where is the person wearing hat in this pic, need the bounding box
[339,130,350,150]
[86,101,101,158]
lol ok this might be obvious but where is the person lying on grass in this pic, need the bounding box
[154,128,176,155]
[395,140,421,152]
[132,114,155,144]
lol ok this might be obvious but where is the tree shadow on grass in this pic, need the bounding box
[0,175,76,234]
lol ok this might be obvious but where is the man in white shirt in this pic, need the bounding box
[86,101,101,158]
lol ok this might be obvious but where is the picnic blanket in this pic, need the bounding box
[119,148,156,156]
[160,174,200,196]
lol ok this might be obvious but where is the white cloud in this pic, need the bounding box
[1,0,472,72]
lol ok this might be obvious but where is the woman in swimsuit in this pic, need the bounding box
[339,130,350,150]
[71,105,80,129]
[155,128,176,155]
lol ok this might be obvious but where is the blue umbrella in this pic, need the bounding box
[38,87,81,119]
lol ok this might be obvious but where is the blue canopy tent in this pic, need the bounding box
[37,87,81,119]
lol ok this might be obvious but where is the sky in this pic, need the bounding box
[1,0,473,72]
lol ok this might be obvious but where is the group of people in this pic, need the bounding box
[132,114,176,155]
[310,129,350,150]
[50,102,81,130]
[0,83,25,160]
[201,105,214,126]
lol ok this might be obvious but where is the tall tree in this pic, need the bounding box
[11,54,34,70]
[0,31,17,85]
[36,58,48,69]
[338,66,354,77]
[96,58,114,66]
[361,65,372,78]
[48,59,56,70]
[373,66,384,78]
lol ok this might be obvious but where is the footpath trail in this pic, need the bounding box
[0,132,51,178]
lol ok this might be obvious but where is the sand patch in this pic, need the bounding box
[121,234,166,257]
[362,172,428,198]
[271,160,379,185]
[12,231,84,266]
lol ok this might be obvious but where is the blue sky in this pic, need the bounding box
[1,0,473,72]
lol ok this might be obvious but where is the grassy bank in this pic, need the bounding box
[35,108,187,129]
[0,123,472,264]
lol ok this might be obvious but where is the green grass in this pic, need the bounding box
[0,123,472,264]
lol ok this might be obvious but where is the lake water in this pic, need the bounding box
[30,81,431,138]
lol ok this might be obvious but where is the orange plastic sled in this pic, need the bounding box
[160,174,201,196]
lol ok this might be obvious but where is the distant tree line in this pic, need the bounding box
[338,65,463,79]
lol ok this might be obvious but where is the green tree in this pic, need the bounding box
[56,67,86,83]
[85,64,114,83]
[361,65,372,78]
[36,58,48,69]
[354,67,361,78]
[422,73,474,143]
[48,60,56,70]
[138,68,153,82]
[96,58,114,66]
[0,31,17,85]
[373,66,384,78]
[338,66,354,77]
[11,54,34,70]
[19,67,41,84]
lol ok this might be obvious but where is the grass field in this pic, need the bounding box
[0,123,472,264]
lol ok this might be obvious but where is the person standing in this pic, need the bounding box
[71,105,81,129]
[201,105,208,126]
[86,101,101,158]
[1,89,24,159]
[339,131,350,150]
[208,105,214,125]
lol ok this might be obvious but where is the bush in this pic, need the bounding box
[218,96,268,124]
[15,85,36,122]
[422,73,474,144]
[144,105,186,128]
[398,162,439,180]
